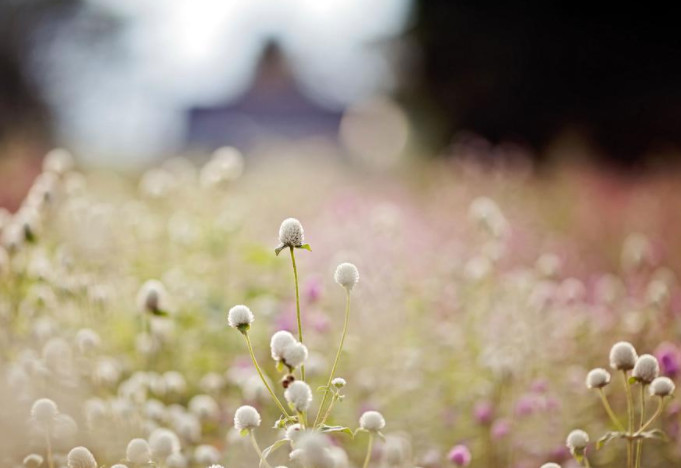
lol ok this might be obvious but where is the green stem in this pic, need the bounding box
[635,384,646,468]
[289,246,305,381]
[314,291,350,428]
[362,433,375,468]
[298,410,307,429]
[243,332,291,417]
[635,397,664,435]
[250,430,272,468]
[45,431,54,468]
[319,393,339,428]
[623,371,634,468]
[598,388,625,431]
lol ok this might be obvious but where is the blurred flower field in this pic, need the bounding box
[1,148,681,468]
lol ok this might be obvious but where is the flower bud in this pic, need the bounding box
[271,331,296,361]
[566,429,589,455]
[585,368,611,389]
[281,342,308,369]
[334,263,359,290]
[632,354,660,384]
[447,444,471,466]
[228,305,254,332]
[279,218,304,247]
[234,405,261,431]
[649,376,675,397]
[359,410,385,432]
[285,381,313,413]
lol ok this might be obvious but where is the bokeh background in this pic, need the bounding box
[3,1,681,203]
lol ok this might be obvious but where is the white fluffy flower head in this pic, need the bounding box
[334,263,359,291]
[279,218,304,247]
[126,438,151,464]
[67,446,97,468]
[136,280,169,315]
[31,398,59,424]
[331,377,346,389]
[228,305,254,332]
[281,342,308,369]
[632,354,660,384]
[271,331,297,361]
[285,381,313,412]
[234,405,261,431]
[586,368,611,389]
[650,376,675,397]
[566,429,589,452]
[149,428,181,459]
[359,410,386,432]
[609,341,638,371]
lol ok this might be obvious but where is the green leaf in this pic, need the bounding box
[377,431,386,441]
[317,385,330,392]
[151,309,169,317]
[639,429,669,442]
[353,428,368,437]
[274,244,286,256]
[319,425,354,438]
[596,431,624,450]
[297,243,312,251]
[260,438,290,466]
[276,361,285,372]
[239,429,249,437]
[628,376,638,385]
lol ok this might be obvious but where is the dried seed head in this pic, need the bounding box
[234,405,261,431]
[281,374,296,389]
[227,305,254,332]
[632,354,660,384]
[279,218,304,247]
[359,410,386,432]
[284,381,313,412]
[66,446,97,468]
[609,342,638,371]
[334,263,359,291]
[126,438,151,465]
[585,368,611,389]
[649,376,675,397]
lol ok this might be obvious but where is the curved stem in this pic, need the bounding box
[314,291,350,427]
[622,371,634,468]
[636,397,664,435]
[598,388,625,431]
[289,247,305,381]
[362,433,375,468]
[320,393,339,427]
[243,332,291,417]
[250,430,272,468]
[298,410,307,429]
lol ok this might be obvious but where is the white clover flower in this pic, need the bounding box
[137,280,169,315]
[228,305,254,332]
[194,445,221,465]
[285,381,313,413]
[200,372,225,393]
[31,398,59,424]
[234,405,261,431]
[298,432,334,468]
[285,423,303,441]
[468,197,508,238]
[126,438,151,465]
[42,337,73,374]
[289,449,305,462]
[281,342,309,369]
[334,263,359,290]
[271,331,297,361]
[188,394,219,420]
[67,446,97,468]
[359,411,386,432]
[164,371,187,395]
[166,453,188,468]
[75,328,101,354]
[279,218,304,247]
[540,464,562,468]
[649,377,675,397]
[111,465,129,468]
[43,148,75,175]
[23,454,44,468]
[382,435,410,466]
[566,429,589,453]
[585,368,611,389]
[149,428,181,459]
[332,377,346,389]
[199,146,244,188]
[632,354,660,384]
[174,413,201,443]
[609,341,638,371]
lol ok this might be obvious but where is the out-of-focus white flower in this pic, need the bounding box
[188,394,219,421]
[75,329,101,354]
[468,197,508,238]
[43,148,75,175]
[621,233,652,272]
[194,445,221,465]
[285,423,302,441]
[126,438,152,465]
[271,331,297,361]
[149,428,181,459]
[66,446,97,468]
[359,411,386,432]
[566,429,589,453]
[166,453,188,468]
[23,454,44,468]
[164,371,187,395]
[285,381,313,412]
[650,377,675,397]
[332,377,346,389]
[334,263,359,290]
[234,405,261,431]
[632,354,660,384]
[137,280,170,315]
[199,146,244,188]
[31,398,59,424]
[585,368,611,389]
[609,342,638,371]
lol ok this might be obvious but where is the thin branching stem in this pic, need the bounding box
[250,430,272,468]
[623,370,634,468]
[243,332,291,417]
[289,246,305,381]
[362,433,375,468]
[598,388,625,431]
